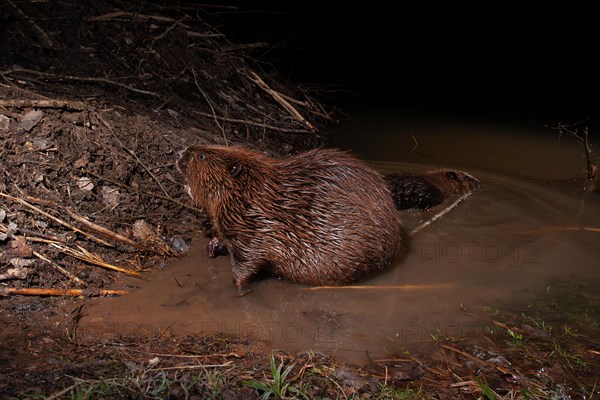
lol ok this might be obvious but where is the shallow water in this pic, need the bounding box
[84,117,600,364]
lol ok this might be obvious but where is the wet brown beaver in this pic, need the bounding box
[177,145,405,290]
[386,170,480,210]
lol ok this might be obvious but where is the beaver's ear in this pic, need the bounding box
[445,171,459,180]
[229,161,243,178]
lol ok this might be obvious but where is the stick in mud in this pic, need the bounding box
[0,287,127,297]
[0,191,113,247]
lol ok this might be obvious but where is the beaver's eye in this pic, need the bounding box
[198,154,206,161]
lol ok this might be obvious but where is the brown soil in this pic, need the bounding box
[1,2,598,399]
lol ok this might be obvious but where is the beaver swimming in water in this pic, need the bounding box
[386,169,480,210]
[177,145,406,291]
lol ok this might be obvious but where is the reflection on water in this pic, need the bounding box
[84,117,599,364]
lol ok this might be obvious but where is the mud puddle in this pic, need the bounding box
[83,118,600,365]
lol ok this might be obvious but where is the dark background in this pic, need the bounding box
[213,3,598,125]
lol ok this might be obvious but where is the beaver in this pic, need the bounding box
[177,145,405,291]
[385,170,480,210]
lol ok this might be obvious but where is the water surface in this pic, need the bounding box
[84,117,599,364]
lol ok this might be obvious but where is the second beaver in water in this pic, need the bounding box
[177,145,405,291]
[386,170,480,210]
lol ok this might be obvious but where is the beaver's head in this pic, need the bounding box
[444,170,481,192]
[177,145,246,207]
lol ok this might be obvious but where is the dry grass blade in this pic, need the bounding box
[148,361,233,371]
[51,243,141,276]
[0,191,112,247]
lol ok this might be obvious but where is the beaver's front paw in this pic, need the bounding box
[207,237,228,258]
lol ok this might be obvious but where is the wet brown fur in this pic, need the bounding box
[386,169,480,210]
[421,170,480,197]
[177,145,405,289]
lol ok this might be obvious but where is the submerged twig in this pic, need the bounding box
[523,226,600,234]
[409,193,472,236]
[303,284,451,291]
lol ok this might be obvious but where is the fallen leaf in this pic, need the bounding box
[18,109,44,132]
[101,186,120,207]
[0,267,31,281]
[132,219,157,241]
[77,176,94,191]
[10,237,33,257]
[9,258,36,268]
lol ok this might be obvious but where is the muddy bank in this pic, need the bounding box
[0,0,332,294]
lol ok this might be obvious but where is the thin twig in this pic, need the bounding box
[141,351,243,359]
[248,70,317,133]
[32,251,87,286]
[97,115,170,198]
[303,284,450,291]
[154,16,189,41]
[2,66,160,97]
[410,134,418,153]
[148,361,233,371]
[191,67,228,145]
[441,344,495,368]
[523,226,600,234]
[0,222,69,243]
[191,110,312,134]
[278,92,335,121]
[65,208,138,248]
[0,191,113,247]
[538,120,596,182]
[4,0,56,49]
[0,287,127,297]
